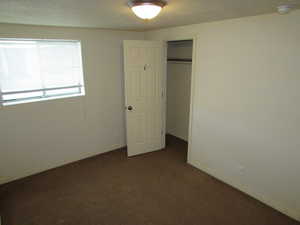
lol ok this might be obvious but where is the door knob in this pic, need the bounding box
[127,106,133,111]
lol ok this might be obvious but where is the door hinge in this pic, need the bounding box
[161,90,164,98]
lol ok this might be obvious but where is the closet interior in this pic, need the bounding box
[166,40,193,157]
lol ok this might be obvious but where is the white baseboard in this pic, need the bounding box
[166,132,188,142]
[0,143,126,185]
[188,159,300,222]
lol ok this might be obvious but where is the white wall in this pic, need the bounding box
[167,43,192,140]
[0,24,144,184]
[146,10,300,221]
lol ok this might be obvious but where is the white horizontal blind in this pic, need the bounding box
[0,39,85,105]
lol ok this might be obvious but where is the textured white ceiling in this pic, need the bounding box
[0,0,299,30]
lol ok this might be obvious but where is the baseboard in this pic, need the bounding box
[166,132,188,142]
[188,159,300,222]
[0,143,126,186]
[166,133,188,143]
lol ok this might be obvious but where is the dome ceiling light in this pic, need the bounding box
[128,0,167,20]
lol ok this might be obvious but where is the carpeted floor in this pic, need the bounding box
[0,135,298,225]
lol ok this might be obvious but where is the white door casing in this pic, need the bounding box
[124,40,166,157]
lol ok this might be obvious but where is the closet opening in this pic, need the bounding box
[165,40,193,162]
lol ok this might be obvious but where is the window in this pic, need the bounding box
[0,39,85,106]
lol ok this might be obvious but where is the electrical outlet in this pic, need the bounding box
[238,165,245,175]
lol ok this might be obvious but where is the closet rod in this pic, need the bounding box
[168,61,192,64]
[167,58,192,63]
[168,40,193,44]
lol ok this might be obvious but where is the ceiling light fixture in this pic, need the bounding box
[128,0,167,20]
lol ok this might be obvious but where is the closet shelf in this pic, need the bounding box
[167,58,192,63]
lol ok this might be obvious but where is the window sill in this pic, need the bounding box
[1,93,85,107]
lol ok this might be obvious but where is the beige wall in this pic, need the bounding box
[146,10,300,221]
[0,24,144,184]
[167,43,192,140]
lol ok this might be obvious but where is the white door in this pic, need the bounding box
[124,40,166,157]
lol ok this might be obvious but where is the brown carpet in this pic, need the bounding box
[0,135,298,225]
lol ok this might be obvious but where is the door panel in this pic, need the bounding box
[124,40,165,157]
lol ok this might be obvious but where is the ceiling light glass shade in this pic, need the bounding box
[131,4,162,19]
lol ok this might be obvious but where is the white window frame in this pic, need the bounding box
[0,38,85,106]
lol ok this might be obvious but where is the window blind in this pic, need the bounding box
[0,39,85,105]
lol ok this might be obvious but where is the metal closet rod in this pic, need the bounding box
[168,40,193,44]
[167,58,192,62]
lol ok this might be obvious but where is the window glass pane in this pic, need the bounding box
[0,42,43,92]
[39,42,82,88]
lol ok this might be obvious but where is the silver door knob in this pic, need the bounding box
[127,106,133,111]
